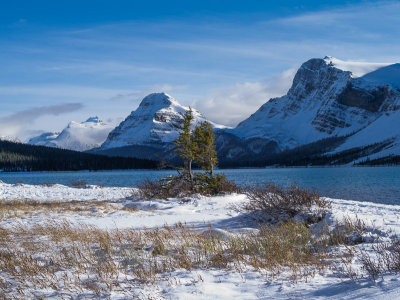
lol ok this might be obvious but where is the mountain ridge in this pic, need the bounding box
[29,57,400,166]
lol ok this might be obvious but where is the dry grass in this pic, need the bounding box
[329,216,368,246]
[0,219,347,298]
[0,214,396,298]
[0,181,395,297]
[0,199,121,219]
[314,216,400,282]
[122,205,140,212]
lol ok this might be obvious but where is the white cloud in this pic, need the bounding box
[269,1,400,28]
[194,68,296,126]
[0,85,136,100]
[110,84,188,103]
[325,56,392,77]
[2,1,400,135]
[0,103,83,140]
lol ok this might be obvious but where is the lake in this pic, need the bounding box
[0,167,399,204]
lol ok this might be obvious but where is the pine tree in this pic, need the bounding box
[174,108,196,184]
[193,121,218,176]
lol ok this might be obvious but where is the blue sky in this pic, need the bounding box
[0,0,399,140]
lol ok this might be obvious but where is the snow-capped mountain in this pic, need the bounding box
[97,93,225,159]
[35,57,399,165]
[0,136,21,143]
[219,56,400,164]
[28,132,60,145]
[28,117,113,151]
[94,58,400,165]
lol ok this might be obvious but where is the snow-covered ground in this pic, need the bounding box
[1,181,400,299]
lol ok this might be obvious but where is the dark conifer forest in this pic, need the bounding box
[0,140,159,172]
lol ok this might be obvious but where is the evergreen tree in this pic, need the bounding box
[193,121,218,175]
[174,108,196,184]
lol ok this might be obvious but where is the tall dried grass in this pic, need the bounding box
[0,219,348,298]
[0,200,117,219]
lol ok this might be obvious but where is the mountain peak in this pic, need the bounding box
[299,57,334,72]
[138,93,177,109]
[85,116,102,123]
[101,93,225,150]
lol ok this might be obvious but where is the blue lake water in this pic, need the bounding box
[0,167,399,204]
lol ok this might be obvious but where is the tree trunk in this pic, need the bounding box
[188,159,194,187]
[210,163,214,176]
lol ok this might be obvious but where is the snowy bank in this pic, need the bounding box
[0,182,400,299]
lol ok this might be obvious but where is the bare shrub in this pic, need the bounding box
[242,183,331,224]
[70,180,89,188]
[356,237,400,281]
[41,182,56,187]
[137,175,192,199]
[193,173,240,196]
[137,173,239,200]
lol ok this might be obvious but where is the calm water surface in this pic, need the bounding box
[0,167,399,204]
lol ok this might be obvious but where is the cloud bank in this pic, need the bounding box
[0,103,83,140]
[194,68,296,126]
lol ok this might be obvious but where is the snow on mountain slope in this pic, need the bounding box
[230,57,400,156]
[28,117,113,151]
[0,135,22,143]
[323,56,391,78]
[95,58,400,164]
[101,93,225,151]
[27,132,60,146]
[357,63,400,89]
[331,108,400,161]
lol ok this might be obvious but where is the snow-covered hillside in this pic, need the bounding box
[28,117,113,151]
[99,93,225,157]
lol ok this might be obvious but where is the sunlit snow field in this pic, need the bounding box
[0,180,400,299]
[1,168,400,299]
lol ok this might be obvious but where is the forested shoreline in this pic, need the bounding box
[0,140,159,172]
